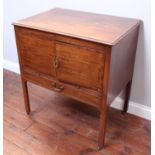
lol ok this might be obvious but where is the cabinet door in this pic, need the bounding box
[15,27,56,76]
[56,42,105,90]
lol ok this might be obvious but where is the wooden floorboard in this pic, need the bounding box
[4,138,31,155]
[3,69,151,155]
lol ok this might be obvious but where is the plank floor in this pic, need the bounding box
[3,70,151,155]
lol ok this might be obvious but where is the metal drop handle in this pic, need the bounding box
[51,82,64,92]
[53,86,64,92]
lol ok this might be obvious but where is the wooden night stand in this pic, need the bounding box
[13,8,140,150]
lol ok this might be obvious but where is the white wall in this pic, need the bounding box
[4,0,151,107]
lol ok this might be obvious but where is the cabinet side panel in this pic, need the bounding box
[14,26,23,74]
[107,26,140,104]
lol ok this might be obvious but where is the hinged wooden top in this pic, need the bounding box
[13,8,140,45]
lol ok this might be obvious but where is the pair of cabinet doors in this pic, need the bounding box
[16,27,105,92]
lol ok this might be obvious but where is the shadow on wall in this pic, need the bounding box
[130,22,147,105]
[119,22,149,106]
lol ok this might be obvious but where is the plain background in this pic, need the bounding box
[3,0,151,107]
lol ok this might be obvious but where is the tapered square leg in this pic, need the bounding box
[97,103,109,150]
[21,79,31,114]
[122,80,132,113]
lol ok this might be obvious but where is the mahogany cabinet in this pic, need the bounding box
[13,8,140,150]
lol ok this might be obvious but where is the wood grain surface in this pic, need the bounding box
[56,41,104,90]
[13,8,140,45]
[15,27,56,77]
[4,70,151,155]
[13,8,141,150]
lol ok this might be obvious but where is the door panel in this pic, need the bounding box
[16,27,56,76]
[56,42,104,90]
